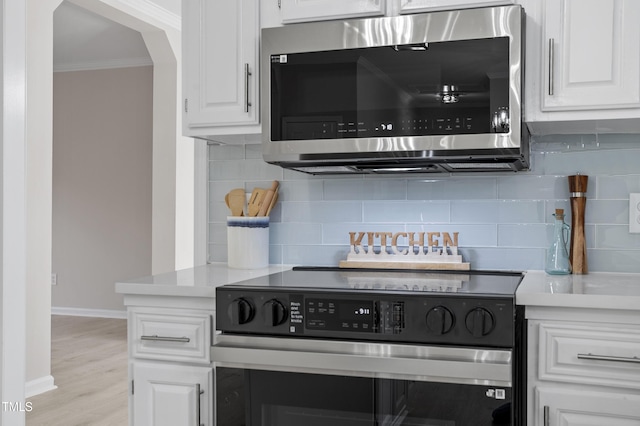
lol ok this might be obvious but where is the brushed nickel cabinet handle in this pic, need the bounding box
[548,38,554,96]
[140,335,190,343]
[577,353,640,364]
[196,383,204,426]
[244,63,252,113]
[544,405,550,426]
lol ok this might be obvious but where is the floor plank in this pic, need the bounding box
[26,315,128,426]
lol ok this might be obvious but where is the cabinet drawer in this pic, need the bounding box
[132,311,212,363]
[538,322,640,389]
[535,387,640,426]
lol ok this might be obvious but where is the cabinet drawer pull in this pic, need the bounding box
[577,353,640,364]
[244,63,252,113]
[548,38,554,96]
[140,335,190,343]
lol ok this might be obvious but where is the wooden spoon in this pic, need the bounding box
[227,188,246,216]
[258,180,279,216]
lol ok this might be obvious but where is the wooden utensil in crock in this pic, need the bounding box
[258,181,279,216]
[227,188,246,217]
[248,187,266,216]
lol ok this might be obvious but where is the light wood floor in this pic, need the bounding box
[27,315,128,426]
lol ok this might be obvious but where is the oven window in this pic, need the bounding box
[269,37,510,141]
[216,368,513,425]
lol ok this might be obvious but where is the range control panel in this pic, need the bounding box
[216,287,515,348]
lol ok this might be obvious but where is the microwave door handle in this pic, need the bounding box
[244,63,252,113]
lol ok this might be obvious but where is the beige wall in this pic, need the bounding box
[52,66,153,312]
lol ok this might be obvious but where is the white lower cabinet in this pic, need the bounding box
[527,309,640,426]
[133,362,213,426]
[125,300,215,426]
[535,387,640,426]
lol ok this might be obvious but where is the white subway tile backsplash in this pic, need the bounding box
[498,200,546,224]
[283,180,325,201]
[283,201,362,223]
[407,177,497,200]
[450,201,499,224]
[270,222,323,245]
[324,178,407,200]
[363,201,450,223]
[282,244,348,266]
[596,225,640,250]
[461,247,545,271]
[597,175,640,199]
[208,144,245,160]
[498,224,550,248]
[208,137,640,272]
[586,200,628,224]
[587,249,640,273]
[211,158,282,181]
[498,175,574,200]
[543,148,640,177]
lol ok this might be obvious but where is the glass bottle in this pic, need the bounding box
[545,209,571,275]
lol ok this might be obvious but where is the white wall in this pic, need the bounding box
[24,0,191,398]
[52,66,153,313]
[1,0,28,423]
[25,0,62,398]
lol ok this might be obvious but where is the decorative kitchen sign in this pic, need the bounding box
[338,231,470,271]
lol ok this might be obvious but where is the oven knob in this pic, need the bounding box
[228,298,254,325]
[426,306,454,334]
[465,307,494,337]
[262,299,287,326]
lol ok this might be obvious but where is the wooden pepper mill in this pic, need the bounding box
[568,175,588,274]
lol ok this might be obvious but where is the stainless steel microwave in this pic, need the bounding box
[261,5,529,174]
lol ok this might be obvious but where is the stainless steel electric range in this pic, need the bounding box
[213,267,526,426]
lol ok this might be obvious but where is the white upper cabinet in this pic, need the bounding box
[542,0,640,111]
[523,0,640,133]
[182,0,261,142]
[399,0,513,14]
[278,0,515,23]
[279,0,385,23]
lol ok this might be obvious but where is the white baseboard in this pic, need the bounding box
[25,375,57,398]
[51,306,127,319]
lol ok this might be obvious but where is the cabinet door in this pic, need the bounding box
[133,362,212,426]
[399,0,512,14]
[541,0,640,111]
[535,387,640,426]
[183,0,259,130]
[280,0,385,24]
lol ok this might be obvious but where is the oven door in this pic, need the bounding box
[212,335,514,426]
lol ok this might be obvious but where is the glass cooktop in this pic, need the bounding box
[222,266,524,297]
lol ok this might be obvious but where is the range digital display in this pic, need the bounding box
[306,299,375,333]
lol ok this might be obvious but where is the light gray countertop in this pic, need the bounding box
[115,263,293,298]
[516,270,640,311]
[116,264,640,311]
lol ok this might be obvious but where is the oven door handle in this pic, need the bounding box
[211,345,512,386]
